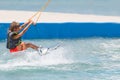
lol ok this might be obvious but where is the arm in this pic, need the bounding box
[19,20,32,30]
[13,21,33,39]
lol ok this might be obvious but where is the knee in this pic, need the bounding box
[19,42,26,50]
[20,42,25,46]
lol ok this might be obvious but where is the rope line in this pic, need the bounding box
[29,0,51,24]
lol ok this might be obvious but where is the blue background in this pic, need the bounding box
[0,23,120,40]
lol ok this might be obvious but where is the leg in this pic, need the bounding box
[20,42,48,55]
[17,42,40,51]
[25,43,39,50]
[17,42,26,51]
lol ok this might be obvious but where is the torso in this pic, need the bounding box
[6,31,22,49]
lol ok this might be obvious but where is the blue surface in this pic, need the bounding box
[0,23,120,39]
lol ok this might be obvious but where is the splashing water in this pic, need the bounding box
[0,38,120,80]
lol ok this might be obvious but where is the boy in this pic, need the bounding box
[6,20,47,54]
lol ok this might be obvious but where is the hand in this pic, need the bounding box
[28,19,33,23]
[25,19,32,24]
[26,19,36,25]
[29,20,37,26]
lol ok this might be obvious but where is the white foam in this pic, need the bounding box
[0,47,73,70]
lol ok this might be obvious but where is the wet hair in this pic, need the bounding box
[9,21,20,32]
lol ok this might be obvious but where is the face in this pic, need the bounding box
[13,27,19,32]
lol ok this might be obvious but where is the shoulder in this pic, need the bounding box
[9,32,17,37]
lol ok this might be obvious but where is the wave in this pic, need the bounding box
[0,38,120,72]
[0,45,74,71]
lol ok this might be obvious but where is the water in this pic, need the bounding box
[0,38,120,80]
[0,0,120,79]
[0,0,120,16]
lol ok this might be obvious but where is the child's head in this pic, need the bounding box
[9,21,20,32]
